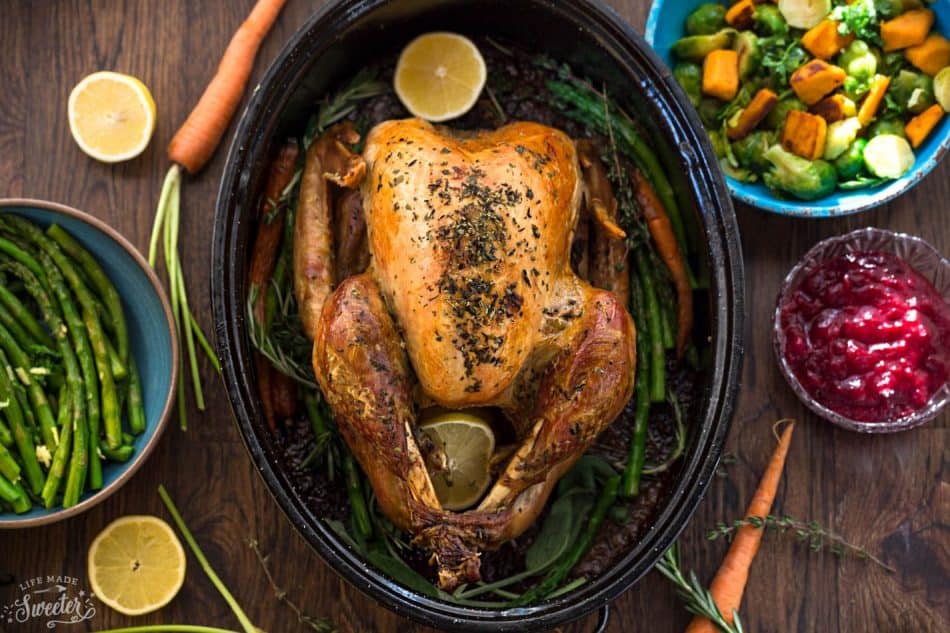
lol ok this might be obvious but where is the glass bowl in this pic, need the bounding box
[773,228,950,433]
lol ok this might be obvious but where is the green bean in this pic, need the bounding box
[634,248,666,403]
[127,355,146,434]
[48,224,129,365]
[0,316,58,450]
[510,476,621,605]
[41,394,74,508]
[0,284,55,348]
[0,349,44,495]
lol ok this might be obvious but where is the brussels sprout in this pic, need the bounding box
[733,31,763,79]
[880,51,907,76]
[864,134,915,179]
[707,128,729,159]
[838,40,878,80]
[686,3,728,36]
[732,131,774,173]
[907,76,935,114]
[868,117,906,139]
[754,4,789,37]
[778,0,832,30]
[698,97,724,128]
[673,62,703,106]
[843,76,871,101]
[824,117,863,160]
[834,138,868,180]
[763,145,838,200]
[720,158,758,183]
[888,70,933,114]
[873,0,922,19]
[671,29,737,62]
[765,97,807,129]
[935,67,950,112]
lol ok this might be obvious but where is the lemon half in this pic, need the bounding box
[394,32,487,122]
[88,515,186,616]
[420,412,495,510]
[68,71,156,163]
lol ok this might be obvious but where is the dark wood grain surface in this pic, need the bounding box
[1,1,947,632]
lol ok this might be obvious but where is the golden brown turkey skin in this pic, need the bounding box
[307,118,637,590]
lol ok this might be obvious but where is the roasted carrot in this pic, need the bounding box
[168,0,288,174]
[271,370,298,421]
[249,140,299,324]
[255,354,276,432]
[632,169,693,357]
[685,421,796,633]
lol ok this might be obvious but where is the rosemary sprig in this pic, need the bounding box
[707,515,895,573]
[248,538,337,632]
[304,68,387,148]
[655,545,745,633]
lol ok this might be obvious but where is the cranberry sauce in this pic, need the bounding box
[779,251,950,422]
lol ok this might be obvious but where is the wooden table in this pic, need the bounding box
[1,1,946,631]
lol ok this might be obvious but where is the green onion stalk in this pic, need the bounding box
[149,166,220,429]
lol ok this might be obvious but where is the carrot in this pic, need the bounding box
[249,139,299,324]
[168,0,288,174]
[632,169,693,357]
[685,421,796,633]
[857,75,891,126]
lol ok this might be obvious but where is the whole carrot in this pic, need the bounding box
[168,0,289,174]
[150,0,287,427]
[633,168,693,357]
[686,421,796,632]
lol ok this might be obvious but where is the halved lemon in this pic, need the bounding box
[394,32,487,122]
[68,71,156,163]
[88,515,186,616]
[420,412,495,510]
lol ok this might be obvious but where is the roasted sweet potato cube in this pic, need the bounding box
[801,20,855,60]
[703,49,740,101]
[725,0,756,30]
[790,60,848,105]
[857,75,892,126]
[881,8,935,52]
[727,88,779,140]
[781,110,828,160]
[811,94,851,123]
[905,104,945,148]
[905,33,950,76]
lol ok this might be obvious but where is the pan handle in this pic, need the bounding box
[593,604,610,633]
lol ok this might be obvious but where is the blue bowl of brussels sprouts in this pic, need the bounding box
[646,0,950,217]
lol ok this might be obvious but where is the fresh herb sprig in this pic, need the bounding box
[707,514,895,573]
[656,545,745,633]
[249,538,337,632]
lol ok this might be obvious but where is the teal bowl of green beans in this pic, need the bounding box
[647,0,950,217]
[0,199,177,527]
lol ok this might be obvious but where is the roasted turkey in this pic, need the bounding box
[295,117,637,590]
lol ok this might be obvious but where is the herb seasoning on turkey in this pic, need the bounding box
[247,38,704,605]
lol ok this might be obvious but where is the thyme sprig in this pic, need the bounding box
[707,515,895,573]
[248,538,337,632]
[304,67,387,148]
[655,545,745,633]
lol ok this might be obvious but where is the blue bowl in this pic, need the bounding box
[646,0,950,217]
[0,199,177,528]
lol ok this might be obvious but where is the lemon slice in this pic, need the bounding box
[420,412,495,510]
[88,515,186,616]
[68,71,156,163]
[394,32,487,122]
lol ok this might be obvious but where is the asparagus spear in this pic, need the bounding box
[127,356,146,435]
[0,315,58,451]
[0,348,44,495]
[0,472,30,514]
[0,258,88,507]
[47,224,129,366]
[0,284,55,349]
[622,272,652,498]
[41,389,74,508]
[634,248,666,403]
